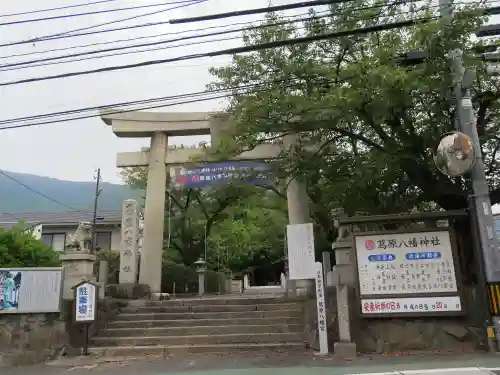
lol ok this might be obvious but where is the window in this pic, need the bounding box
[41,233,66,251]
[95,231,112,250]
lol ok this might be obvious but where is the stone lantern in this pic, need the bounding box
[194,258,207,296]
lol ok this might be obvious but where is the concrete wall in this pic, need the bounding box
[0,299,122,366]
[304,286,484,353]
[43,226,121,251]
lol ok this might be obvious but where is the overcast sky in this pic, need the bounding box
[0,0,306,184]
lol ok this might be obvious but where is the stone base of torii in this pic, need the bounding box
[100,110,314,295]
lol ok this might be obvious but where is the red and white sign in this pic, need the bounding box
[361,296,461,314]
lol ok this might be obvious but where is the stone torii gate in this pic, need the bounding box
[100,110,312,294]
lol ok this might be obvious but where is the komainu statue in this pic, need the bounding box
[66,221,93,251]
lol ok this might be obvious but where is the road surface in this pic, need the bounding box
[3,351,500,375]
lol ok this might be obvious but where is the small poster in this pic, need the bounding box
[75,282,97,322]
[0,268,62,314]
[0,270,21,313]
[287,223,315,280]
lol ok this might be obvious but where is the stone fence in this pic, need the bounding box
[0,299,122,366]
[0,250,120,366]
[303,285,484,354]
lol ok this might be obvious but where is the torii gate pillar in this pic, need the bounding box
[284,134,314,295]
[140,132,168,292]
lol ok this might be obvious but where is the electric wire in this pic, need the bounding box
[0,0,120,18]
[0,0,207,48]
[0,74,350,128]
[0,0,200,27]
[0,1,443,71]
[0,35,241,72]
[0,12,334,69]
[1,0,427,70]
[0,17,436,87]
[0,0,408,47]
[168,0,357,24]
[0,8,331,60]
[0,170,80,211]
[41,0,207,40]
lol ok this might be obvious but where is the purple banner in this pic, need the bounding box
[172,161,273,189]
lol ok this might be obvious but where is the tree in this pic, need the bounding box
[211,1,500,211]
[207,203,287,275]
[208,2,500,246]
[121,167,286,265]
[0,224,60,267]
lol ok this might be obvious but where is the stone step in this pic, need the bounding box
[100,324,303,337]
[119,303,302,314]
[125,296,305,307]
[91,332,304,347]
[107,317,303,328]
[89,342,306,357]
[113,309,303,321]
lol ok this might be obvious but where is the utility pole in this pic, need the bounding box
[440,0,500,346]
[91,168,102,251]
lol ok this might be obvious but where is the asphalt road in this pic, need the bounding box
[4,351,500,375]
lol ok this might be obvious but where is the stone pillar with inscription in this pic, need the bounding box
[120,200,140,284]
[331,224,357,359]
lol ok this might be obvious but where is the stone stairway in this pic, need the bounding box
[89,296,306,357]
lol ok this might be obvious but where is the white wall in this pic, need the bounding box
[42,225,121,251]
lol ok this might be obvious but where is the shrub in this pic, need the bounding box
[0,225,59,267]
[95,250,120,284]
[161,261,226,293]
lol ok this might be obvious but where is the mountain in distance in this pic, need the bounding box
[0,170,143,213]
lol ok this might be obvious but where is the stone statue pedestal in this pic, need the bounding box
[60,250,97,300]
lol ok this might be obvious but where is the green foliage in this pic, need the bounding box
[161,261,227,293]
[207,1,500,246]
[0,225,60,267]
[207,203,286,274]
[95,250,120,285]
[123,166,289,267]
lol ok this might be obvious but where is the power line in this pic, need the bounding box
[0,17,435,87]
[0,35,241,72]
[0,0,402,48]
[0,75,346,129]
[40,0,207,40]
[2,2,437,71]
[0,79,308,128]
[0,170,80,212]
[1,0,207,47]
[0,13,334,69]
[0,8,329,60]
[1,0,416,69]
[0,0,120,18]
[0,0,198,27]
[169,0,356,24]
[0,3,326,48]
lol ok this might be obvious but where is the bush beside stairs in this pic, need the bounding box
[89,296,307,357]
